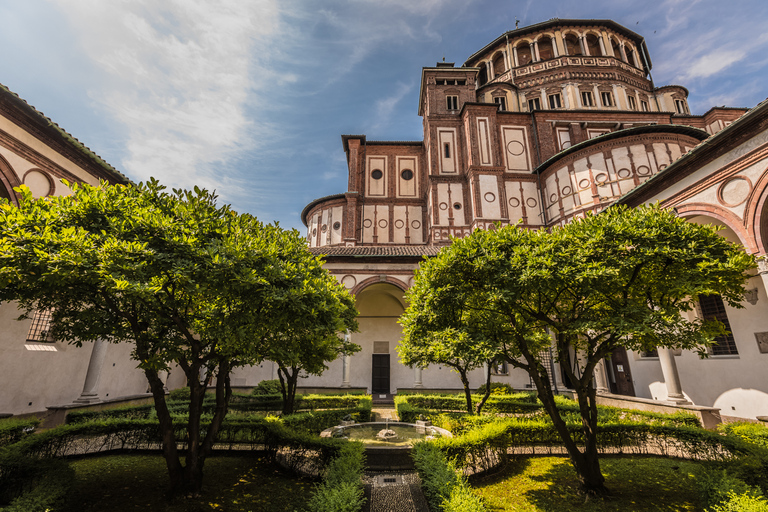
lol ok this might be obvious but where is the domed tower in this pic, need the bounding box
[303,18,748,248]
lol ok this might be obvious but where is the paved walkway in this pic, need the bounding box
[371,405,398,421]
[363,471,430,512]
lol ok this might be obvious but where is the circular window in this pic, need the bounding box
[453,203,462,210]
[321,225,327,232]
[333,221,341,230]
[312,229,317,236]
[401,169,413,180]
[371,169,383,180]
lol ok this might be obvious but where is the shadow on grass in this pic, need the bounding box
[473,455,706,511]
[65,452,315,512]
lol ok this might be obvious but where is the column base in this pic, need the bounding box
[340,383,351,388]
[664,394,692,406]
[73,394,101,404]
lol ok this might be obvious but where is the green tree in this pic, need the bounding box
[0,179,357,495]
[400,205,754,495]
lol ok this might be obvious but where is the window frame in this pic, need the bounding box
[493,96,507,111]
[699,294,739,356]
[581,91,594,107]
[600,91,614,107]
[446,95,458,111]
[527,98,541,111]
[548,93,562,110]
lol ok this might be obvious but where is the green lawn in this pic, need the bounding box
[66,454,315,512]
[473,456,707,511]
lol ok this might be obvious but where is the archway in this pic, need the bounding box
[353,282,408,395]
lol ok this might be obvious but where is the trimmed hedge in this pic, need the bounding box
[0,448,73,512]
[395,394,700,428]
[412,442,486,512]
[0,418,39,448]
[66,394,372,424]
[306,442,366,512]
[719,422,768,449]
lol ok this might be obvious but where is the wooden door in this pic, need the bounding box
[606,347,635,396]
[371,354,390,394]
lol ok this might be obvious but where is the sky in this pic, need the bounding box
[1,0,767,232]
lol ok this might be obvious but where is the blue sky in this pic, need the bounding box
[1,0,766,231]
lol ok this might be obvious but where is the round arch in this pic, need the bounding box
[0,153,21,206]
[676,203,756,252]
[745,167,768,256]
[351,275,409,297]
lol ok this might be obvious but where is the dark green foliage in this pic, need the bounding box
[719,421,768,449]
[411,442,486,512]
[306,443,366,512]
[167,387,191,401]
[0,448,73,511]
[252,379,283,396]
[475,382,514,395]
[0,418,39,448]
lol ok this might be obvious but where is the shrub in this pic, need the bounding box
[0,448,74,511]
[719,422,768,449]
[476,382,513,395]
[168,387,191,401]
[252,379,283,396]
[0,418,39,448]
[306,443,366,512]
[412,442,487,512]
[709,491,768,511]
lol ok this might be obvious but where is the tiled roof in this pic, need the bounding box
[309,245,442,257]
[0,82,129,184]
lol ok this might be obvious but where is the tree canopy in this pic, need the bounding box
[400,205,754,495]
[0,179,357,494]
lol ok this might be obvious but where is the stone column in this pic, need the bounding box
[561,84,570,109]
[658,348,691,404]
[414,367,423,388]
[757,257,768,296]
[594,359,610,394]
[579,36,587,56]
[620,44,628,63]
[488,60,494,80]
[341,354,351,388]
[598,36,607,57]
[533,41,540,62]
[74,339,109,404]
[271,361,278,380]
[512,47,519,67]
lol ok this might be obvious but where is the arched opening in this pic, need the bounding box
[610,38,622,60]
[626,46,637,67]
[538,37,555,61]
[0,181,12,204]
[516,43,532,66]
[564,34,581,56]
[354,282,408,395]
[477,65,488,86]
[491,51,506,77]
[585,34,602,56]
[0,155,20,206]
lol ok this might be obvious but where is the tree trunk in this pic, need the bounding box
[520,344,608,496]
[475,362,492,415]
[143,367,184,495]
[278,366,299,415]
[182,363,207,495]
[457,368,474,415]
[572,374,607,495]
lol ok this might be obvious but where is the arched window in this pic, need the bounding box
[491,51,506,77]
[564,34,581,56]
[610,37,621,60]
[538,37,554,61]
[585,34,601,56]
[516,43,532,66]
[626,46,637,67]
[477,65,488,85]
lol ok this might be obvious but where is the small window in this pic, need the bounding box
[627,96,637,110]
[581,91,594,107]
[444,143,451,158]
[371,169,383,180]
[699,294,738,355]
[401,169,413,180]
[675,99,688,114]
[641,100,649,112]
[333,221,341,230]
[453,202,461,210]
[548,94,562,109]
[491,359,508,375]
[26,309,55,343]
[639,349,658,358]
[527,98,541,111]
[493,96,507,111]
[601,91,614,107]
[446,95,458,111]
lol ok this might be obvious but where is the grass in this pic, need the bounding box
[473,456,708,511]
[66,453,315,512]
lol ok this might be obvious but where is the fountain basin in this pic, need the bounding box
[320,421,453,470]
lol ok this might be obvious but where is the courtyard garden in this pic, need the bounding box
[1,387,767,511]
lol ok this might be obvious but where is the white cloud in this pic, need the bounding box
[681,50,745,80]
[369,82,413,133]
[48,0,281,194]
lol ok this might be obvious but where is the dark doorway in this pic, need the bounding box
[372,354,390,394]
[606,347,635,396]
